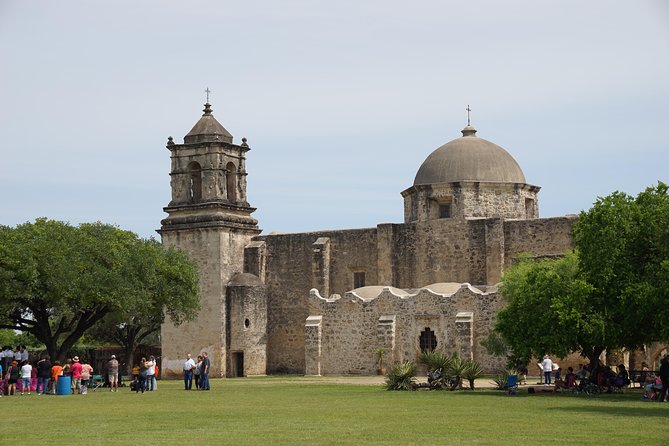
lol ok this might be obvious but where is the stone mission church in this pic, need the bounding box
[159,102,575,378]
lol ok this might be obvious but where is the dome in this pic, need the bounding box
[413,125,526,185]
[184,103,233,144]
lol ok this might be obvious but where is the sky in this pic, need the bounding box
[1,0,668,239]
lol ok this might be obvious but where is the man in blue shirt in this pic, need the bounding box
[200,352,210,390]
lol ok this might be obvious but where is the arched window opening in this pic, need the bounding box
[419,327,438,353]
[226,162,237,202]
[187,161,202,202]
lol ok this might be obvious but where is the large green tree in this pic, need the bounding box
[575,182,669,346]
[492,182,669,366]
[494,252,602,365]
[0,218,199,362]
[88,239,200,373]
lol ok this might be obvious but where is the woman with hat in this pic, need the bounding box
[70,356,83,394]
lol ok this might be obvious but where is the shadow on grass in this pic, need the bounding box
[551,403,669,418]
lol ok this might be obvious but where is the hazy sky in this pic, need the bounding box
[1,1,668,239]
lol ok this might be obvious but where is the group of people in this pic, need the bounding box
[129,355,160,393]
[528,355,669,398]
[640,356,669,402]
[182,352,210,391]
[0,349,126,396]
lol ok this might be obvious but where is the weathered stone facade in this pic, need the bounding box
[159,103,261,378]
[305,284,506,375]
[159,105,576,377]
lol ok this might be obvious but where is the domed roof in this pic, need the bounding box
[413,125,526,185]
[184,103,233,144]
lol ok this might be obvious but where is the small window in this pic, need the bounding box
[187,161,202,202]
[419,327,438,352]
[439,204,451,219]
[353,271,366,289]
[226,162,237,202]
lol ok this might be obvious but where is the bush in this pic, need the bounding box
[462,359,485,390]
[419,350,451,372]
[385,361,416,391]
[419,351,476,390]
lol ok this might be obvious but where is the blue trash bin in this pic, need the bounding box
[56,376,71,395]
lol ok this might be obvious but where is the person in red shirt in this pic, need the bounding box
[70,356,83,394]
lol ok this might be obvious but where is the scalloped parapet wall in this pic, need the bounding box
[306,282,506,375]
[309,282,498,304]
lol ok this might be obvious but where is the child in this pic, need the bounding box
[130,374,140,392]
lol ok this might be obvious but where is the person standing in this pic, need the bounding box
[36,355,52,395]
[80,360,93,395]
[183,354,196,390]
[553,362,561,382]
[200,352,210,390]
[7,360,19,395]
[541,355,553,385]
[138,357,148,393]
[50,361,63,394]
[107,355,119,392]
[21,360,32,395]
[145,355,157,391]
[70,356,83,394]
[193,356,202,390]
[659,355,669,403]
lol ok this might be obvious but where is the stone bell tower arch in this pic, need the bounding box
[158,99,261,378]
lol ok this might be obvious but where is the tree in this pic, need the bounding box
[0,218,199,362]
[575,182,669,346]
[492,182,669,366]
[494,252,601,365]
[89,239,200,373]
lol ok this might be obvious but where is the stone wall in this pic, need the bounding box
[402,182,540,222]
[254,215,575,374]
[503,216,576,266]
[227,274,267,376]
[305,284,507,375]
[390,219,488,287]
[255,229,378,373]
[160,227,254,378]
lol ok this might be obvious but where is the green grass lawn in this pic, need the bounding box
[1,377,666,445]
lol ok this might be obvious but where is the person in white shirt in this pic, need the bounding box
[541,355,553,385]
[146,355,157,391]
[183,353,196,390]
[21,361,32,395]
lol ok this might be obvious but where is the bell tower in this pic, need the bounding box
[159,100,261,378]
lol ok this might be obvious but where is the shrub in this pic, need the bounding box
[385,361,416,391]
[462,359,485,390]
[419,350,451,372]
[419,351,471,390]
